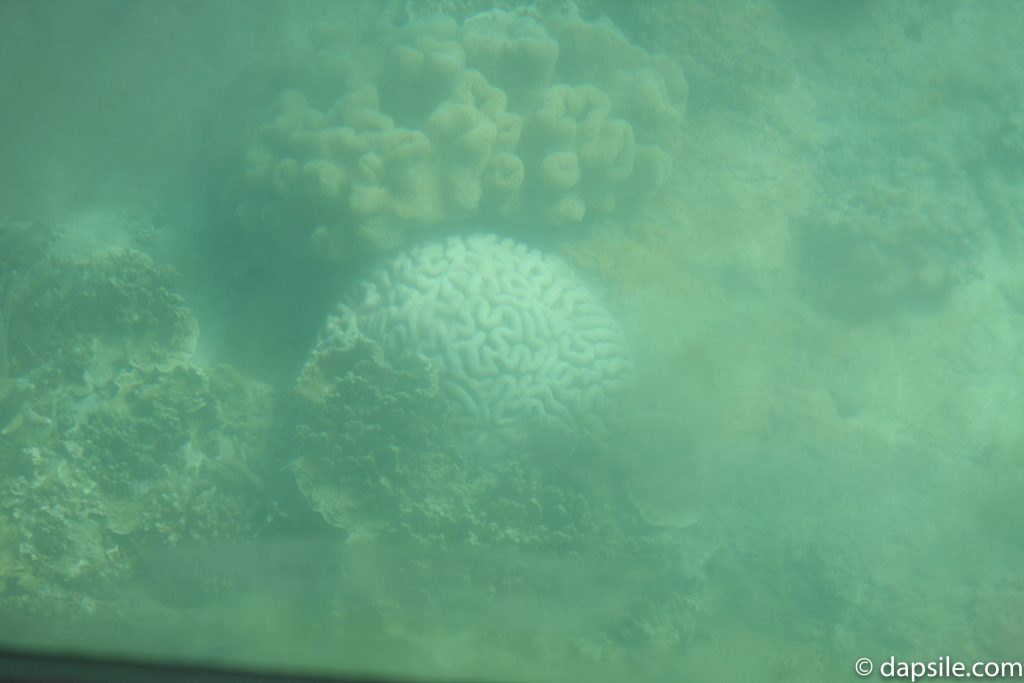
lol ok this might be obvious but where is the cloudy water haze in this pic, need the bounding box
[1,1,1022,681]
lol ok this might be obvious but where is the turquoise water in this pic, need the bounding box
[1,1,1023,681]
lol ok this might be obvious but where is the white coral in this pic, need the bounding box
[321,233,632,442]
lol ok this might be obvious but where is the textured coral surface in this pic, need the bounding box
[322,233,632,443]
[286,329,698,679]
[3,1,1024,682]
[0,223,273,618]
[231,6,686,259]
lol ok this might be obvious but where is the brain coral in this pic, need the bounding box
[232,6,686,260]
[315,233,633,444]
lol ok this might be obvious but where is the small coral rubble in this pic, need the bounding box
[233,6,686,259]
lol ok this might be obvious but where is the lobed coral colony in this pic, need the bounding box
[231,6,687,259]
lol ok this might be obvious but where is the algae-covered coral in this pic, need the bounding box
[230,5,686,259]
[793,155,988,319]
[0,221,273,615]
[285,326,701,675]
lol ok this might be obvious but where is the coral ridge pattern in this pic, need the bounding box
[319,233,632,439]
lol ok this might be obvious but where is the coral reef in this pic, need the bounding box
[285,326,700,676]
[281,234,704,673]
[624,0,795,112]
[793,156,988,319]
[288,333,455,538]
[317,233,633,447]
[0,218,57,380]
[231,5,686,259]
[0,222,273,616]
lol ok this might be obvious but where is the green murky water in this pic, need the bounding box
[2,1,1022,681]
